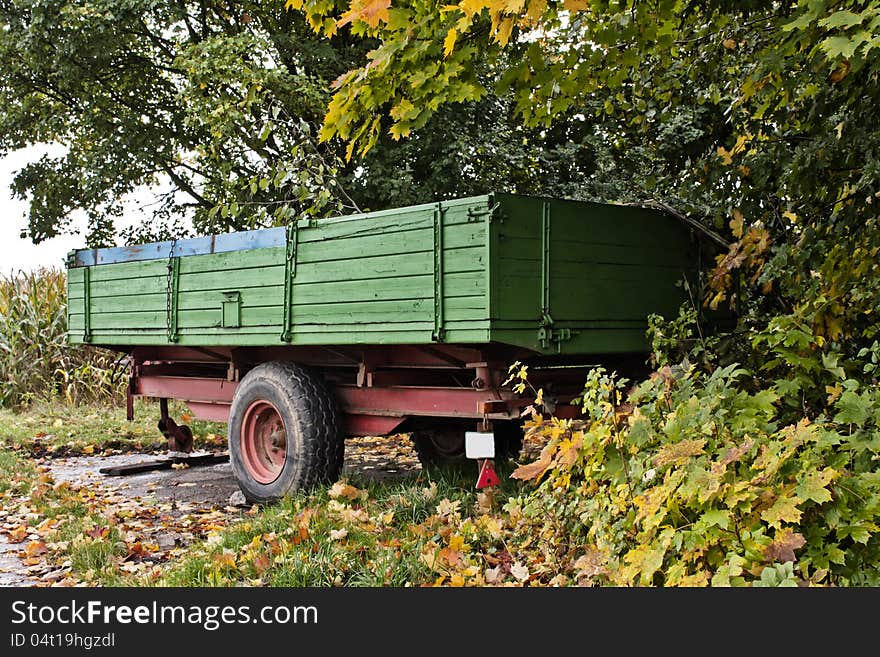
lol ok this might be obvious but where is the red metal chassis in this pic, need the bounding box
[122,344,591,435]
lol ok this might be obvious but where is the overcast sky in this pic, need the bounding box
[0,146,182,276]
[0,146,84,275]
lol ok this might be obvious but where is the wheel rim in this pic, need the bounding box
[240,400,287,484]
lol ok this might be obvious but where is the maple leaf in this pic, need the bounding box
[86,527,110,540]
[484,566,503,584]
[573,548,607,582]
[253,553,271,574]
[443,28,457,58]
[763,528,806,563]
[328,481,366,501]
[795,468,835,504]
[337,0,391,29]
[439,547,463,569]
[653,438,706,468]
[422,481,438,501]
[761,494,803,529]
[719,437,754,465]
[435,498,461,518]
[329,528,348,541]
[213,550,237,570]
[24,540,48,557]
[510,442,554,481]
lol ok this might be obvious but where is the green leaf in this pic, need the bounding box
[697,509,731,531]
[834,390,871,427]
[795,468,834,504]
[821,35,859,58]
[819,11,863,30]
[761,495,803,529]
[837,524,875,544]
[821,352,845,379]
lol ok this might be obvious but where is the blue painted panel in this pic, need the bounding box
[68,227,287,267]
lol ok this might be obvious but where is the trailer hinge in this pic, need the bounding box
[280,221,298,342]
[537,314,573,352]
[432,203,446,342]
[82,266,92,343]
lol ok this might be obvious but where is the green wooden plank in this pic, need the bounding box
[178,247,285,274]
[293,222,484,266]
[291,298,433,323]
[291,200,481,244]
[85,258,168,283]
[290,272,483,305]
[180,266,284,291]
[76,287,286,313]
[297,228,432,264]
[498,234,693,267]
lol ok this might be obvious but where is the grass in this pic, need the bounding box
[0,398,227,456]
[0,444,129,584]
[1,401,536,587]
[145,462,527,587]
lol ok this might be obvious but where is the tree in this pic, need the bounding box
[289,0,880,351]
[0,0,365,245]
[1,0,611,247]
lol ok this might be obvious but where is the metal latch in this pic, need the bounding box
[538,313,573,351]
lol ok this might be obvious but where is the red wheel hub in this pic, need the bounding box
[240,400,287,484]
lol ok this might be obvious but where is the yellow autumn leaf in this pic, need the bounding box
[495,19,515,47]
[563,0,588,11]
[525,0,546,21]
[730,209,744,238]
[731,134,749,155]
[444,28,458,58]
[336,0,391,29]
[458,0,485,18]
[717,146,733,165]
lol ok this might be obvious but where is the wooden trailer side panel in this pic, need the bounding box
[488,194,698,354]
[68,197,493,347]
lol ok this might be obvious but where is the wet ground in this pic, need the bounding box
[0,435,422,586]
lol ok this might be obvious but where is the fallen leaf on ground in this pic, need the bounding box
[6,526,28,543]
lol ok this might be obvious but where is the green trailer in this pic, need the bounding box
[66,193,707,501]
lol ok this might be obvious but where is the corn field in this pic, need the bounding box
[0,268,123,408]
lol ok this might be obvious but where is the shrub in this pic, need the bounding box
[509,315,880,587]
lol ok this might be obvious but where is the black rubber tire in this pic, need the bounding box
[411,427,466,467]
[493,421,524,462]
[411,420,524,468]
[228,361,344,504]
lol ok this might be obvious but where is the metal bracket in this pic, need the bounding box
[221,291,241,328]
[82,266,92,343]
[281,221,298,342]
[432,203,446,342]
[467,201,500,222]
[540,201,551,321]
